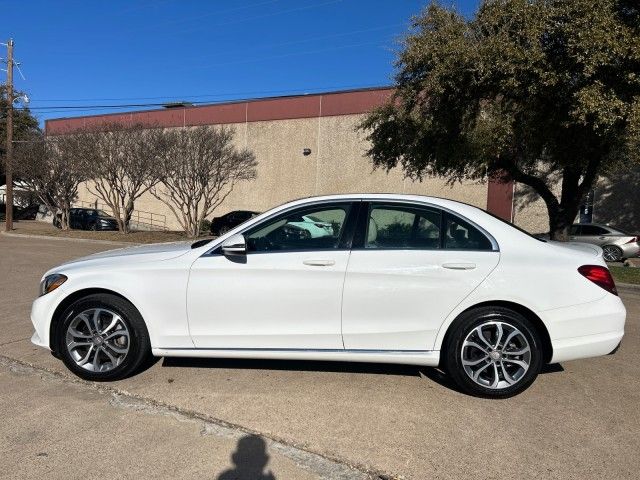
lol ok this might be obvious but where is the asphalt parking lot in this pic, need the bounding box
[1,233,639,480]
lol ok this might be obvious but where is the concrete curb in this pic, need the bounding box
[618,282,640,292]
[0,353,385,480]
[0,230,138,247]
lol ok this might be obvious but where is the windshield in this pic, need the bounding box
[96,210,110,217]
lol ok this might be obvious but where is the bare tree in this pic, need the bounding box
[77,123,166,233]
[152,126,257,237]
[15,132,86,230]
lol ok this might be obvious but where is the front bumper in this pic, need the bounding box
[543,293,626,363]
[30,287,68,351]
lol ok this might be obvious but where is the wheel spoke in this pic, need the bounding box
[78,314,94,334]
[462,355,489,366]
[100,314,122,335]
[472,362,491,381]
[91,309,102,333]
[474,327,493,349]
[101,347,119,367]
[67,341,92,351]
[104,329,129,342]
[493,323,504,349]
[502,330,519,348]
[500,361,517,385]
[490,363,500,388]
[68,328,92,339]
[504,346,530,356]
[104,342,127,355]
[463,340,490,355]
[92,347,102,371]
[502,358,529,369]
[77,345,94,366]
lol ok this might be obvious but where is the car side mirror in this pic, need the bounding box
[221,234,247,256]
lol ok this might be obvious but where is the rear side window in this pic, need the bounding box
[443,213,493,250]
[366,205,441,249]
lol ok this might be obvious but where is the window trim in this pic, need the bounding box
[352,200,499,252]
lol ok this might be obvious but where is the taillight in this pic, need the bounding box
[578,265,618,296]
[624,237,637,244]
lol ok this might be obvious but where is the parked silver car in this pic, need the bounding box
[570,223,639,261]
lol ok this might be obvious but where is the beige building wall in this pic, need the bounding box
[76,113,489,231]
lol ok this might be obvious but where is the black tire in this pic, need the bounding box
[218,225,230,235]
[444,306,542,398]
[56,293,151,381]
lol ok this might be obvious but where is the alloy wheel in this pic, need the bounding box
[65,308,130,372]
[461,321,531,390]
[602,245,622,262]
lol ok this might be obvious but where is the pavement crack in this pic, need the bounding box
[0,353,396,480]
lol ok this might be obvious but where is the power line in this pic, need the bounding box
[20,84,391,111]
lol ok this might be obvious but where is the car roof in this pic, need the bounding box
[281,193,482,211]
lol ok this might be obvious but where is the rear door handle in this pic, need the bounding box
[303,259,335,267]
[442,262,476,270]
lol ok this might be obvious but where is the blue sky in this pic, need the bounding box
[3,0,479,125]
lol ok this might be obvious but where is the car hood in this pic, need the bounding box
[46,241,194,274]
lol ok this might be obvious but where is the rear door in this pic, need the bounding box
[341,202,500,351]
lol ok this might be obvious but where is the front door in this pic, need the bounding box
[341,202,500,351]
[187,202,357,349]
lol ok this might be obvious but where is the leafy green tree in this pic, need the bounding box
[360,0,640,239]
[1,85,40,186]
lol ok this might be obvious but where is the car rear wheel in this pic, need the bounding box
[444,306,542,398]
[602,245,623,262]
[56,293,151,381]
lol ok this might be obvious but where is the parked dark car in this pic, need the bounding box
[210,210,259,236]
[54,208,119,231]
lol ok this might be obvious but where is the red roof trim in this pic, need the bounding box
[45,87,394,134]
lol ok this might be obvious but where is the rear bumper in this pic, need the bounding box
[621,243,640,258]
[543,294,626,363]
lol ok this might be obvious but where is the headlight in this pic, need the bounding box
[39,274,67,296]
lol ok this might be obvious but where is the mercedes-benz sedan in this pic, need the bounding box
[31,194,625,398]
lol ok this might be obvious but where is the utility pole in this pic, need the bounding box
[4,39,14,231]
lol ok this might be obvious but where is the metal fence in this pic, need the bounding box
[76,200,167,231]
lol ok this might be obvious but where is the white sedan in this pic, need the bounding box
[31,194,625,398]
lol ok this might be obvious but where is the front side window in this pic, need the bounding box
[366,205,441,249]
[246,205,350,252]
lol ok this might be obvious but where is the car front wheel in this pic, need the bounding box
[444,307,542,398]
[56,293,151,381]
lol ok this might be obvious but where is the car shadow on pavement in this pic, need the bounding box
[160,357,565,394]
[161,356,428,378]
[216,434,276,480]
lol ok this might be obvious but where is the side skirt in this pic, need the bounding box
[152,348,441,367]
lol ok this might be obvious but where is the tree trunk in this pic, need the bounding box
[547,203,580,241]
[121,200,135,234]
[60,207,70,231]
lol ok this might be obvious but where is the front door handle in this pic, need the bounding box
[442,262,476,270]
[303,259,335,267]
